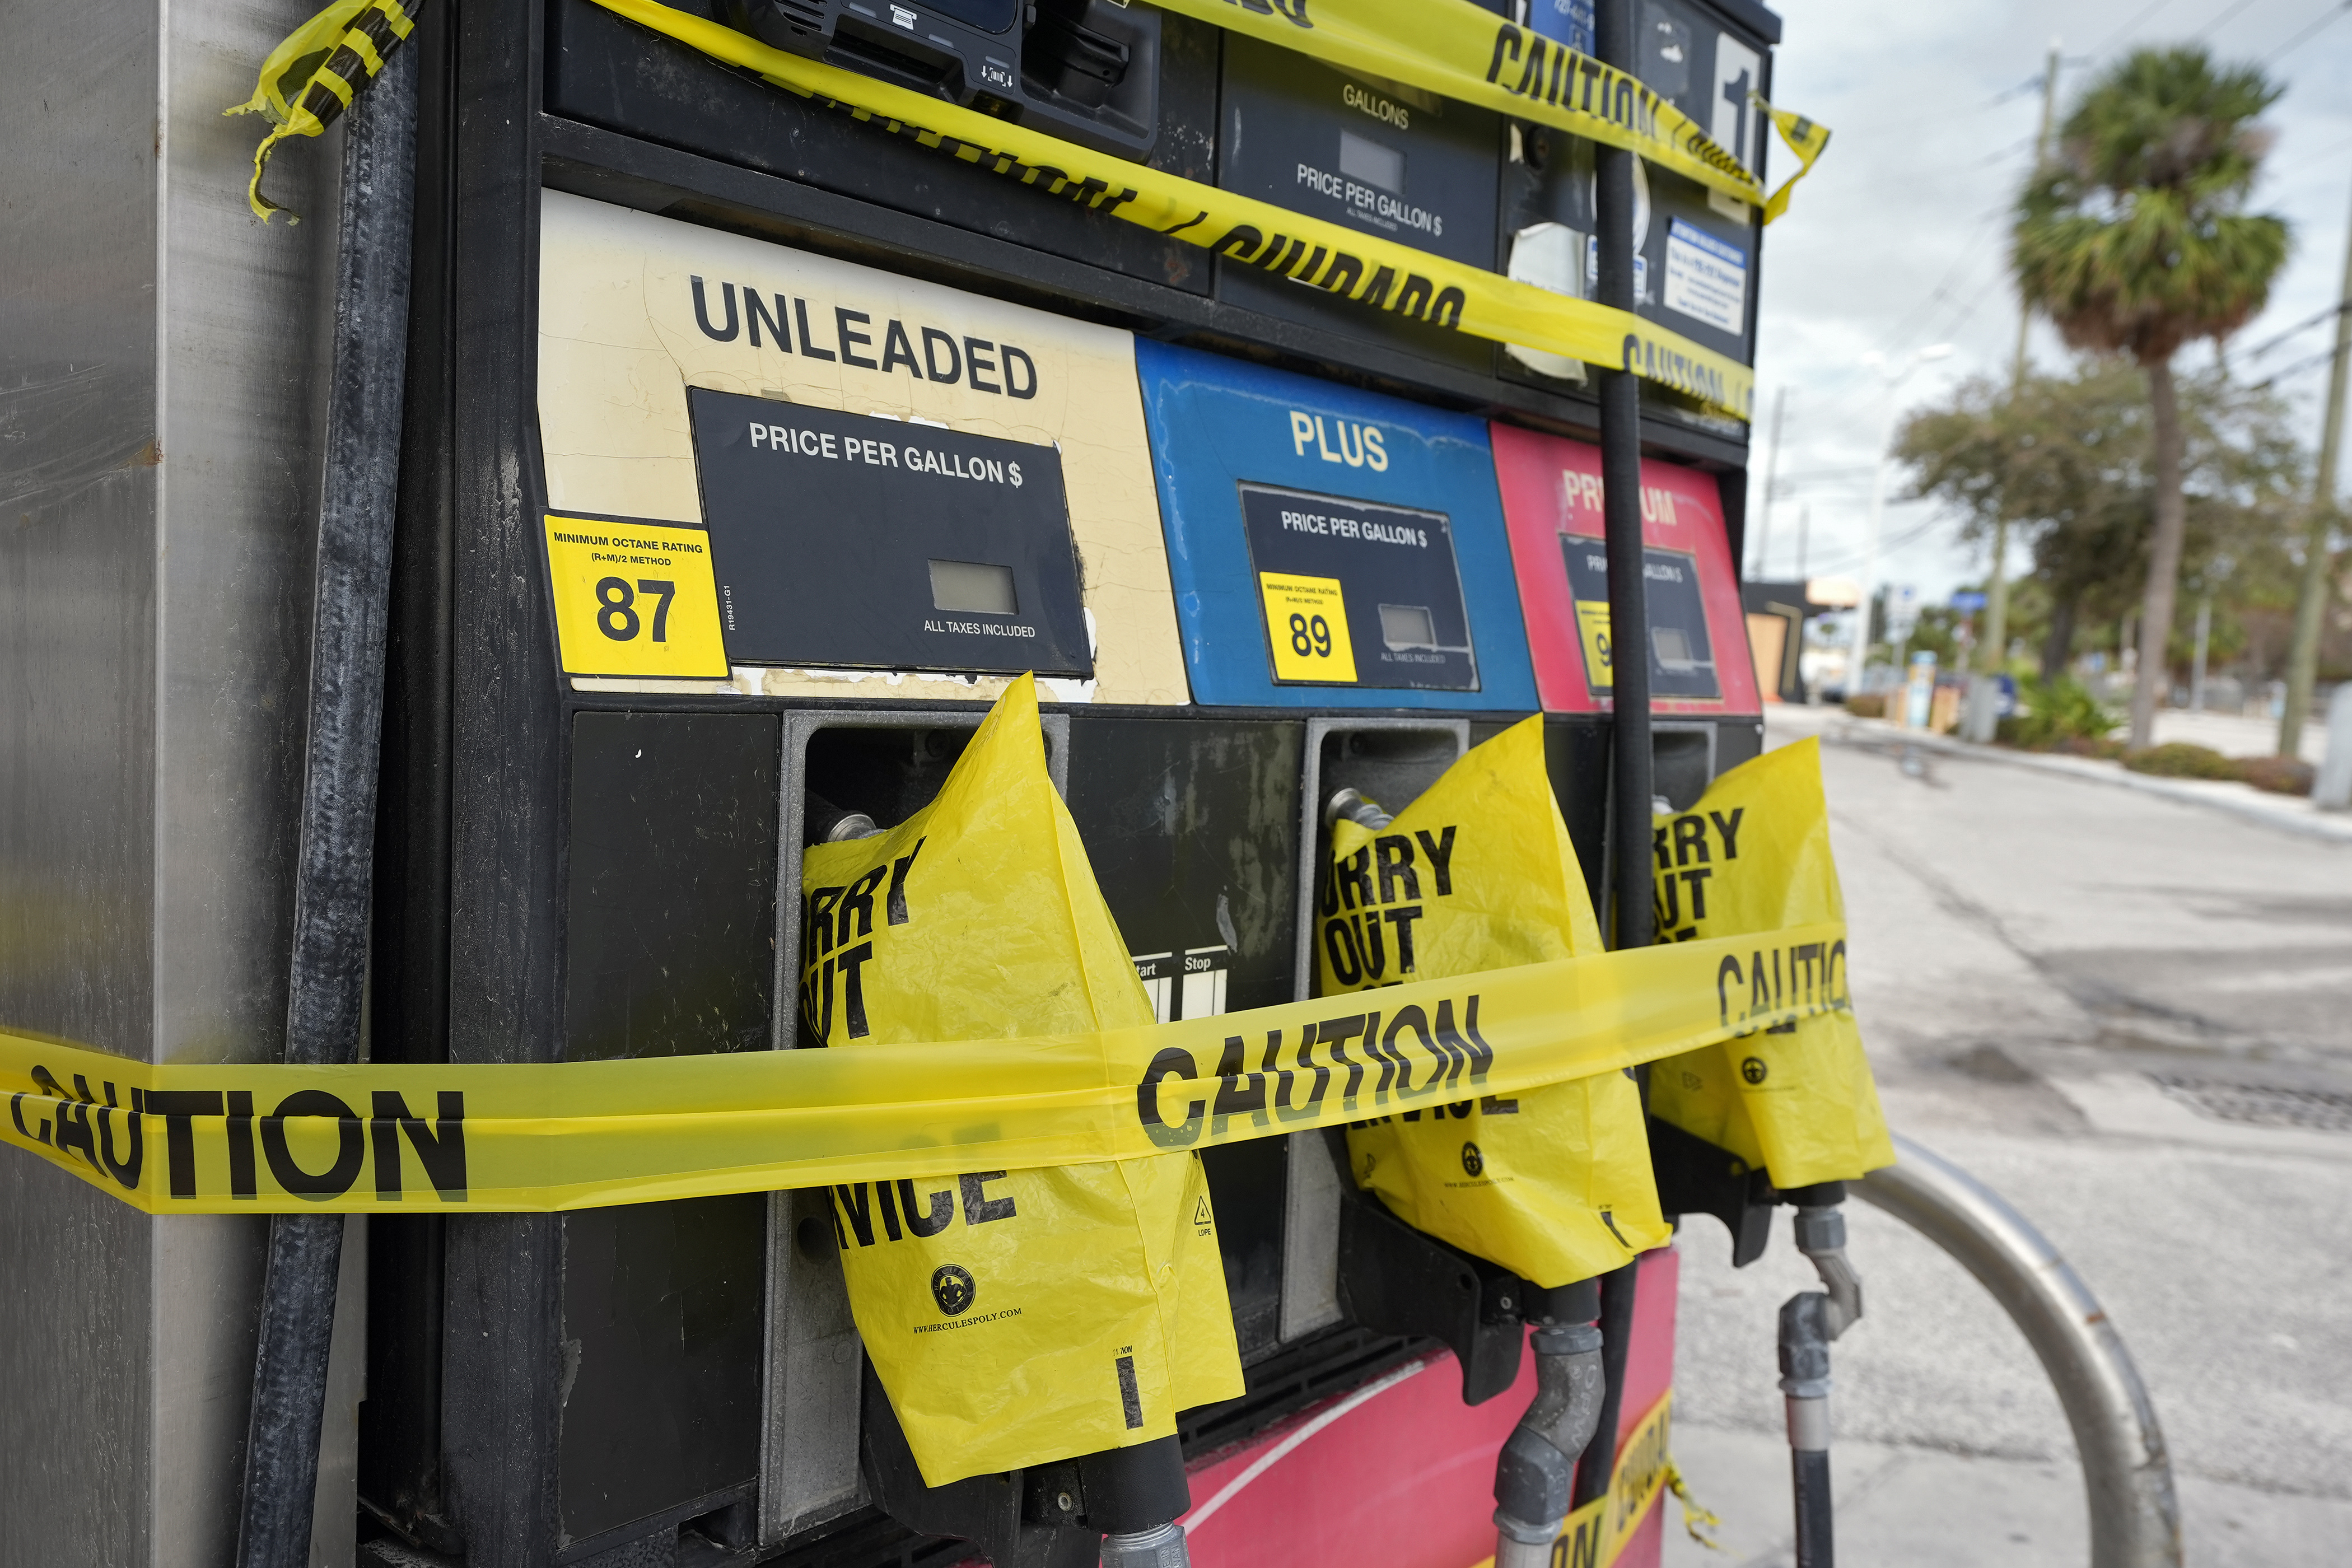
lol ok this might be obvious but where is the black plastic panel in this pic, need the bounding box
[544,0,1220,293]
[563,710,781,1061]
[1061,716,1304,1359]
[557,712,781,1548]
[558,1194,769,1544]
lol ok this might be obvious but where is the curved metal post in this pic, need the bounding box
[1856,1135,2182,1568]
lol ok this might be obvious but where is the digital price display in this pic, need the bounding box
[1239,484,1474,691]
[687,389,1092,677]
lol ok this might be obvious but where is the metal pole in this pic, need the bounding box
[2190,598,2210,712]
[2279,164,2352,759]
[1847,402,1900,701]
[1753,386,1790,578]
[1797,505,1810,581]
[1856,1136,2182,1568]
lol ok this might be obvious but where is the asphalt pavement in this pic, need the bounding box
[1658,704,2352,1568]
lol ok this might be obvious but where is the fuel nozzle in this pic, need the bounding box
[1491,1278,1607,1568]
[1082,1436,1193,1568]
[1326,787,1393,830]
[805,791,883,844]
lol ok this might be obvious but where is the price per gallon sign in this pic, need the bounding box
[687,388,1093,677]
[1238,483,1478,690]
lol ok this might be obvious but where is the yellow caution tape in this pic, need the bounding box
[1465,1388,1679,1568]
[225,0,420,222]
[0,916,1847,1213]
[1666,1459,1726,1551]
[1757,100,1832,223]
[1148,0,1829,222]
[580,0,1759,420]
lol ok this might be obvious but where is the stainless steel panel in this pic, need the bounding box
[1,0,343,1557]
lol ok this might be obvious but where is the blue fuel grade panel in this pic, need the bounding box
[1135,340,1539,711]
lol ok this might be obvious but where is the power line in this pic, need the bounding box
[2260,0,2352,63]
[2247,300,2352,360]
[2089,0,2179,57]
[2194,0,2269,39]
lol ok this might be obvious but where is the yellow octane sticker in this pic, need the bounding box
[1259,572,1357,683]
[543,514,730,678]
[581,0,1759,422]
[0,921,1850,1212]
[1576,597,1615,690]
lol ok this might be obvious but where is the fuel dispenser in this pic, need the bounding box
[0,0,1873,1564]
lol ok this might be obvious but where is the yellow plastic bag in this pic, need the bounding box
[1645,737,1894,1187]
[801,675,1244,1485]
[1321,717,1669,1287]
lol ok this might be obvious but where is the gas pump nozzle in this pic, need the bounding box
[1324,787,1393,831]
[1490,1278,1607,1568]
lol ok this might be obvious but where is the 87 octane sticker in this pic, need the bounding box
[543,514,730,679]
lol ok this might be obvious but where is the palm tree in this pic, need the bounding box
[2012,46,2289,749]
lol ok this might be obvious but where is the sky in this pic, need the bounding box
[1743,0,2352,608]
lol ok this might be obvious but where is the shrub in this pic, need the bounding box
[2123,741,2238,780]
[1998,675,2116,750]
[1844,693,1888,718]
[2236,755,2314,796]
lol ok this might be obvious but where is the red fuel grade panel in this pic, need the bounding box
[1491,423,1760,717]
[1180,1247,1679,1568]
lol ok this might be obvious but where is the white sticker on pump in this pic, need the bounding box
[1662,218,1748,336]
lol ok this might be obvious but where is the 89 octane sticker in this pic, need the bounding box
[544,514,731,679]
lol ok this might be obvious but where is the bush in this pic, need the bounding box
[2123,742,2238,780]
[2236,755,2314,796]
[1844,693,1887,718]
[1996,675,2116,750]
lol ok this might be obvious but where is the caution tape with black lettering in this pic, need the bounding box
[1146,0,1830,222]
[0,920,1846,1212]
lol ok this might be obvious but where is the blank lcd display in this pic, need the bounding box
[930,559,1019,615]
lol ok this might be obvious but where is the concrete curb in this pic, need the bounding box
[1811,714,2352,847]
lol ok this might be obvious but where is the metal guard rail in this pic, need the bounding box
[1856,1133,2183,1568]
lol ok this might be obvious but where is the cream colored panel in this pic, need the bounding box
[536,188,1188,704]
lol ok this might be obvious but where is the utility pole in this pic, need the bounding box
[1965,41,2063,739]
[1966,45,2064,731]
[1752,386,1790,579]
[2279,164,2352,759]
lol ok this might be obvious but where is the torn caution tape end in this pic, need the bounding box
[225,0,420,221]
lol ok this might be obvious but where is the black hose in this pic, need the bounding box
[235,40,419,1568]
[1792,1449,1834,1567]
[1567,1258,1639,1509]
[1592,0,1653,952]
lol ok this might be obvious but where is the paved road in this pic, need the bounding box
[1660,704,2352,1568]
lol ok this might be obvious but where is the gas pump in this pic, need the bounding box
[0,0,1876,1565]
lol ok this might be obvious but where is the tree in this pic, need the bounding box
[1896,362,2304,679]
[2012,46,2290,748]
